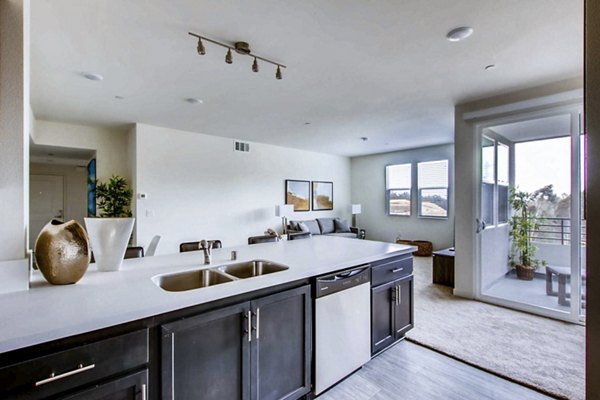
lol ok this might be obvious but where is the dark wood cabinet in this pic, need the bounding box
[161,285,311,400]
[0,330,149,400]
[62,370,148,400]
[371,255,414,356]
[161,302,251,400]
[393,275,414,338]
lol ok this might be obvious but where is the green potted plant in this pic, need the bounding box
[84,176,134,272]
[508,187,546,280]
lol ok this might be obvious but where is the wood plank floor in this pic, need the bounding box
[316,341,554,400]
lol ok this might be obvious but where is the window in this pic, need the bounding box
[497,143,510,224]
[386,163,411,216]
[481,136,495,225]
[418,160,449,218]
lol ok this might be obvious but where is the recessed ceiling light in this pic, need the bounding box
[485,64,496,70]
[185,98,203,104]
[361,137,369,141]
[446,27,474,42]
[81,72,104,81]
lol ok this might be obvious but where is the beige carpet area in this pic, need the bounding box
[406,257,585,400]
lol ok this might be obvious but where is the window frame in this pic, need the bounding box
[385,163,412,217]
[417,159,449,219]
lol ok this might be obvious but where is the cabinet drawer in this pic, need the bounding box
[371,256,413,287]
[0,329,148,400]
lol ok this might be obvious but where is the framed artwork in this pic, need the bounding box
[312,181,333,211]
[285,180,310,212]
[87,159,97,217]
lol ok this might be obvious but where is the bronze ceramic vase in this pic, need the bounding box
[35,219,91,285]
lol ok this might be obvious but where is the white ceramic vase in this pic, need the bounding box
[84,217,135,272]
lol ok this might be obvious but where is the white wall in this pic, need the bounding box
[454,77,583,299]
[33,119,132,182]
[350,144,454,249]
[30,163,87,226]
[134,123,351,254]
[0,0,30,293]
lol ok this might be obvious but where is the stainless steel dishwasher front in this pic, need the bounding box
[314,265,371,395]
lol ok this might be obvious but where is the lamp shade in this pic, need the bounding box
[275,204,294,217]
[350,204,362,215]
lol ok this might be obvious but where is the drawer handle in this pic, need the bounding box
[391,267,404,273]
[35,363,95,387]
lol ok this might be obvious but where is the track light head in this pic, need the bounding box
[197,38,206,55]
[276,65,282,80]
[252,58,259,73]
[225,49,233,64]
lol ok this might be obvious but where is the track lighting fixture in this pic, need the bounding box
[188,32,286,79]
[196,38,205,55]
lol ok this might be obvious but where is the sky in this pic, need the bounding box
[515,137,572,196]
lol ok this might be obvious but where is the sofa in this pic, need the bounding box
[288,217,359,238]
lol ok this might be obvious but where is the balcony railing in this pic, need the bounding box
[529,217,587,245]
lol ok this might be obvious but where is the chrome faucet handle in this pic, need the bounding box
[200,239,207,249]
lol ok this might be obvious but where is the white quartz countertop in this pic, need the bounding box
[0,236,414,354]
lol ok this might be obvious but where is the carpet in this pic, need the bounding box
[406,257,585,400]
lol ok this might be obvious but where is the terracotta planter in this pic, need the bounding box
[34,219,91,285]
[516,264,536,281]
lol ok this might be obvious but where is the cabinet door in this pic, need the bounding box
[250,285,311,400]
[60,370,148,400]
[393,275,414,339]
[371,280,397,355]
[161,303,251,400]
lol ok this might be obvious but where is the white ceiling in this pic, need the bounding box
[489,114,572,143]
[30,142,95,166]
[30,0,583,157]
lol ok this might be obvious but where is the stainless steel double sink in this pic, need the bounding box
[153,260,289,292]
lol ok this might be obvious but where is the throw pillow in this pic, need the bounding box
[317,218,336,234]
[297,222,310,233]
[334,218,351,233]
[303,220,321,235]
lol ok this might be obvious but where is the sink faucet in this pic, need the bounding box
[200,240,212,264]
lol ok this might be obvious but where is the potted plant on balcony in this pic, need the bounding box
[84,175,134,272]
[509,187,546,280]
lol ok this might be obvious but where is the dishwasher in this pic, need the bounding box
[314,265,371,395]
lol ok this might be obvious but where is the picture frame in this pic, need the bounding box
[285,179,310,212]
[312,181,333,211]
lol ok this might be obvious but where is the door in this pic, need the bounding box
[393,275,414,338]
[61,370,147,400]
[371,280,396,355]
[476,107,585,323]
[30,174,64,247]
[251,285,311,400]
[161,303,251,400]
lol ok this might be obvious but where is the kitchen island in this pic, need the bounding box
[0,236,415,400]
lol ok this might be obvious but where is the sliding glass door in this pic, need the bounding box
[476,106,585,323]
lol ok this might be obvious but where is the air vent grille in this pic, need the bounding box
[234,140,250,153]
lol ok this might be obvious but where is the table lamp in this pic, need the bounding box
[350,204,362,227]
[275,204,294,234]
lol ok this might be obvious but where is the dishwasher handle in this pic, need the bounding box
[316,265,370,298]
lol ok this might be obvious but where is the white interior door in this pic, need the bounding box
[29,175,64,247]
